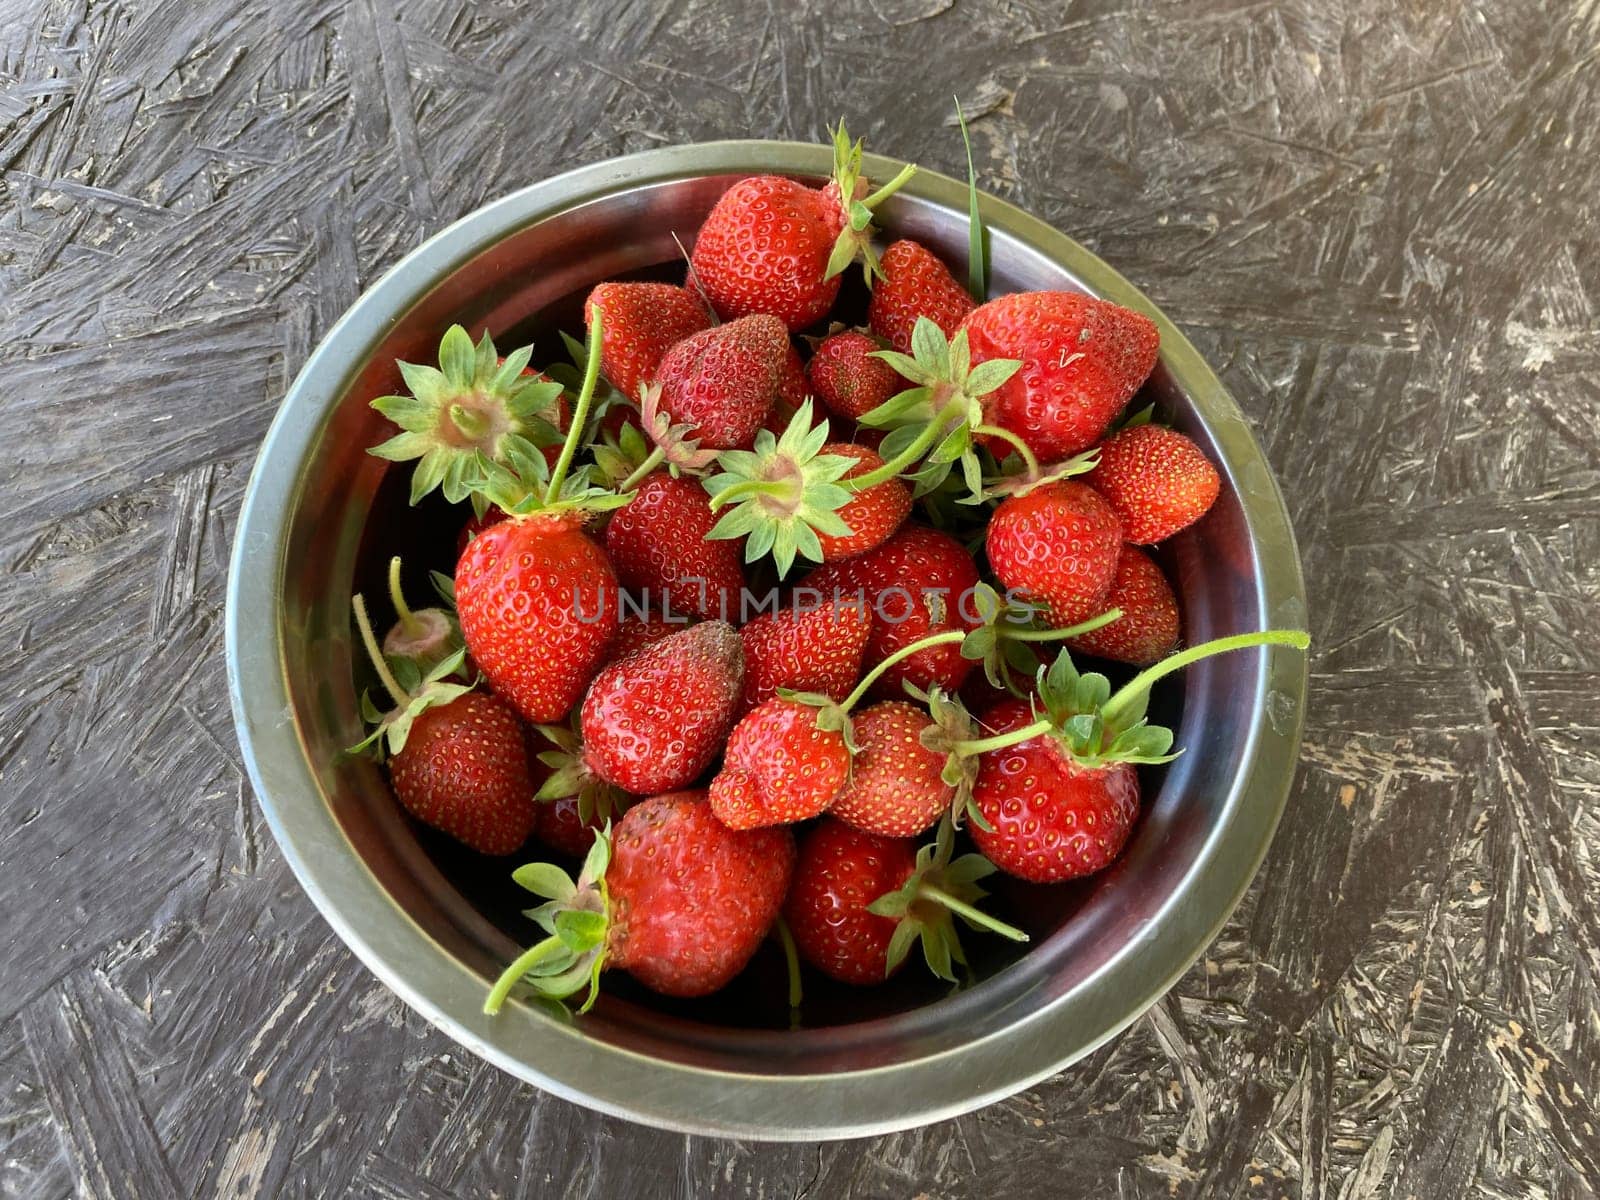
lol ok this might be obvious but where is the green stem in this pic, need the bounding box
[387,556,420,634]
[616,445,665,493]
[973,424,1040,478]
[844,401,965,492]
[1101,630,1311,729]
[919,884,1028,942]
[352,594,407,709]
[543,307,605,505]
[951,718,1053,758]
[450,403,488,441]
[707,477,793,511]
[840,630,966,712]
[1001,608,1122,642]
[862,162,918,209]
[483,937,566,1015]
[774,916,803,1016]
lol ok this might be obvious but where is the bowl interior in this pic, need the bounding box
[267,169,1282,1079]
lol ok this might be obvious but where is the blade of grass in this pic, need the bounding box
[955,96,985,302]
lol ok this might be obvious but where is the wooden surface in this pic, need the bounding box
[3,0,1599,1196]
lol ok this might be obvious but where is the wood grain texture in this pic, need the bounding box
[2,0,1597,1195]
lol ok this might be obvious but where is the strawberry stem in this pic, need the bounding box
[840,629,967,712]
[774,916,803,1021]
[973,423,1040,478]
[862,162,918,209]
[352,594,408,709]
[387,556,421,635]
[1001,608,1122,642]
[951,718,1053,758]
[543,307,606,506]
[706,478,794,510]
[482,936,567,1015]
[918,883,1028,942]
[616,446,665,493]
[842,401,964,492]
[1100,630,1311,730]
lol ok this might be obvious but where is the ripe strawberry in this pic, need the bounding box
[605,608,688,662]
[689,125,917,330]
[486,791,795,1010]
[1085,423,1221,544]
[605,472,744,621]
[584,281,711,403]
[709,698,851,829]
[737,597,871,715]
[654,314,788,450]
[784,818,1026,985]
[1066,546,1180,666]
[456,512,621,723]
[985,481,1121,628]
[534,795,607,858]
[961,291,1160,463]
[828,701,950,837]
[527,719,628,855]
[580,621,744,794]
[806,524,981,699]
[813,443,911,561]
[867,239,975,354]
[456,504,509,557]
[807,330,901,423]
[778,341,809,410]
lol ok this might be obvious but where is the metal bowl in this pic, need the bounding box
[226,141,1307,1140]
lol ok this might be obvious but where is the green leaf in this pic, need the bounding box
[910,317,948,373]
[554,908,607,951]
[964,357,1022,395]
[438,325,476,387]
[884,918,920,977]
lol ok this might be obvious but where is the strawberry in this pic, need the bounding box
[783,817,1026,985]
[534,795,608,858]
[985,480,1121,628]
[604,472,744,621]
[867,239,975,354]
[778,341,809,410]
[456,504,509,557]
[828,700,950,837]
[709,698,851,829]
[967,632,1310,882]
[1085,423,1221,544]
[961,291,1160,463]
[486,790,795,1010]
[605,608,688,662]
[456,513,621,723]
[580,620,744,794]
[528,719,629,855]
[807,330,901,423]
[584,281,711,403]
[1066,546,1180,666]
[689,125,917,330]
[806,524,981,699]
[737,596,871,715]
[349,596,533,856]
[812,443,911,561]
[653,314,789,450]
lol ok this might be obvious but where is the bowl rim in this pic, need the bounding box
[225,139,1308,1140]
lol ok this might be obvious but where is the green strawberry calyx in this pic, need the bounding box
[867,815,1027,981]
[379,556,461,678]
[484,831,614,1016]
[823,120,918,286]
[861,318,1022,500]
[958,582,1124,691]
[904,683,988,830]
[348,592,472,759]
[368,325,565,516]
[952,630,1313,768]
[531,719,629,831]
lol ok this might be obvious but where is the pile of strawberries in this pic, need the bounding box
[350,125,1307,1017]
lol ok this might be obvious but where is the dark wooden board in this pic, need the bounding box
[2,0,1598,1195]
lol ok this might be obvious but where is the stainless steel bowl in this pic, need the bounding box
[226,141,1308,1140]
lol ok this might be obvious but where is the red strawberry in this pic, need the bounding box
[961,291,1160,463]
[689,127,916,331]
[456,513,621,723]
[985,481,1121,628]
[828,701,949,837]
[585,282,711,403]
[580,621,744,794]
[778,341,809,408]
[1085,423,1221,544]
[486,791,795,1009]
[709,698,851,829]
[654,314,788,450]
[784,817,1026,985]
[1066,546,1180,666]
[388,692,536,855]
[807,330,902,423]
[813,443,911,561]
[456,504,509,557]
[605,608,688,662]
[806,525,981,699]
[867,239,975,354]
[534,795,608,858]
[605,472,744,621]
[738,598,871,715]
